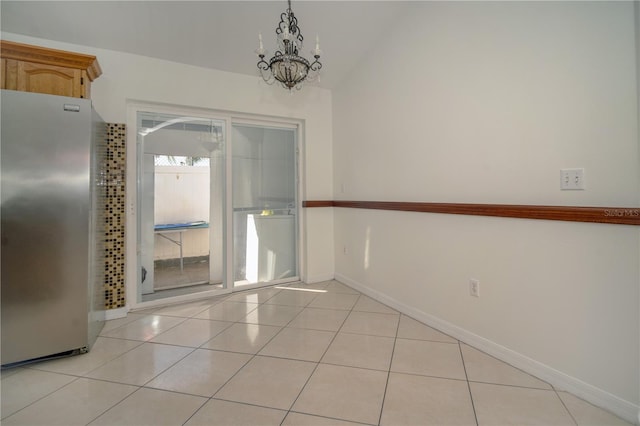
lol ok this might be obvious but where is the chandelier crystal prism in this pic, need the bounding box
[256,0,322,90]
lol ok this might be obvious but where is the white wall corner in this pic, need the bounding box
[304,273,335,284]
[335,272,640,425]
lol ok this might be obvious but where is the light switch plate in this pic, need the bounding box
[560,168,585,190]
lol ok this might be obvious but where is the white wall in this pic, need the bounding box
[154,166,210,260]
[1,31,335,284]
[154,167,210,227]
[332,1,639,421]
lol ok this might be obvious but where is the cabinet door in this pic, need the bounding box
[1,58,6,89]
[16,61,83,98]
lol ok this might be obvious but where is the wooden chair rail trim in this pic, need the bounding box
[302,200,640,226]
[1,40,102,81]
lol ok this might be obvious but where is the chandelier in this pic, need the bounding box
[256,0,322,90]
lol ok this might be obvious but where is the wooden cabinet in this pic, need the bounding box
[1,40,102,99]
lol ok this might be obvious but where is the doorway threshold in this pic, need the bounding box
[142,283,223,302]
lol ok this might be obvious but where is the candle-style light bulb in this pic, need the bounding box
[256,33,266,56]
[312,34,322,56]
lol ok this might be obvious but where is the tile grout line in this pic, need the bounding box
[0,373,83,422]
[285,410,376,426]
[85,384,146,426]
[466,379,568,392]
[551,386,579,426]
[280,286,361,425]
[462,342,556,390]
[386,370,470,383]
[56,337,146,381]
[458,341,480,426]
[176,394,209,426]
[102,313,190,342]
[199,396,289,413]
[138,343,198,388]
[376,310,403,426]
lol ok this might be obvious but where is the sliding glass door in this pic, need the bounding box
[232,124,298,288]
[132,109,299,307]
[137,112,226,303]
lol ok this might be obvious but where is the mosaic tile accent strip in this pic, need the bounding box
[104,123,126,309]
[92,119,107,315]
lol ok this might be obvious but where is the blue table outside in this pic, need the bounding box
[154,221,209,272]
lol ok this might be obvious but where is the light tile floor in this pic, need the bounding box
[0,280,632,426]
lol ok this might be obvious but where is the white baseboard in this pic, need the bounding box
[335,273,639,425]
[104,307,129,321]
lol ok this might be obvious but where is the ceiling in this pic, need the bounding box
[1,1,416,90]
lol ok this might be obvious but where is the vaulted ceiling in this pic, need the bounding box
[1,1,416,89]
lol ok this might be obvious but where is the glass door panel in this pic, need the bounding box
[137,112,225,302]
[232,124,298,288]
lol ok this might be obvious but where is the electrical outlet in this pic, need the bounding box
[470,279,480,297]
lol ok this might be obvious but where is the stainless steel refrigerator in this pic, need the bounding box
[1,89,106,366]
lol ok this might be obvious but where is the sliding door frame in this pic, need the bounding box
[231,119,301,292]
[125,101,306,311]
